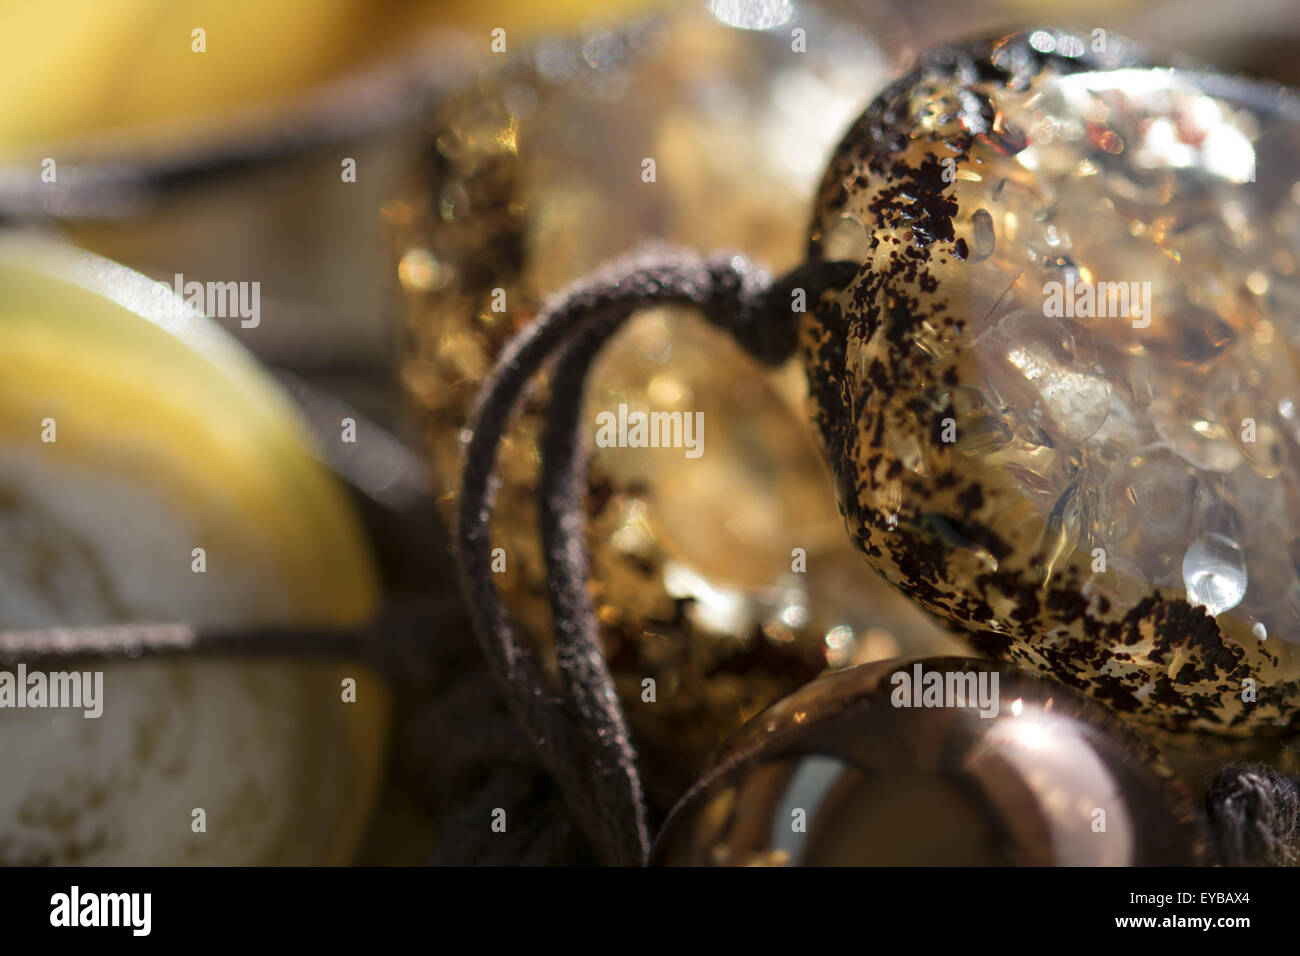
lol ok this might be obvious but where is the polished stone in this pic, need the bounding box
[654,656,1205,865]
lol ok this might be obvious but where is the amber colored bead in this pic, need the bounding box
[801,29,1300,742]
[654,656,1206,865]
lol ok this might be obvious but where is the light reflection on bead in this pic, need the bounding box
[654,656,1206,866]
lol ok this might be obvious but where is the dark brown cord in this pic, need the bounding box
[454,248,858,865]
[0,598,476,672]
[0,620,364,666]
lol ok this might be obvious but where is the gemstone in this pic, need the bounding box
[802,29,1300,741]
[653,656,1205,865]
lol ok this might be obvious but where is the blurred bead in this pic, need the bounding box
[395,5,961,809]
[0,236,386,864]
[0,0,656,154]
[654,656,1206,865]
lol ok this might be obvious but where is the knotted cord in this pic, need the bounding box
[454,248,857,865]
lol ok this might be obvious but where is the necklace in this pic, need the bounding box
[457,27,1300,865]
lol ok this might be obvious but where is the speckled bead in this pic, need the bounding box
[801,29,1300,742]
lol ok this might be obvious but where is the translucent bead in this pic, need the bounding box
[396,5,963,808]
[802,29,1300,741]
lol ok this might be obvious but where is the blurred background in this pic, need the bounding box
[3,0,1300,865]
[3,0,1298,433]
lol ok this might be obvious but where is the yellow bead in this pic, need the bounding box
[0,235,386,864]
